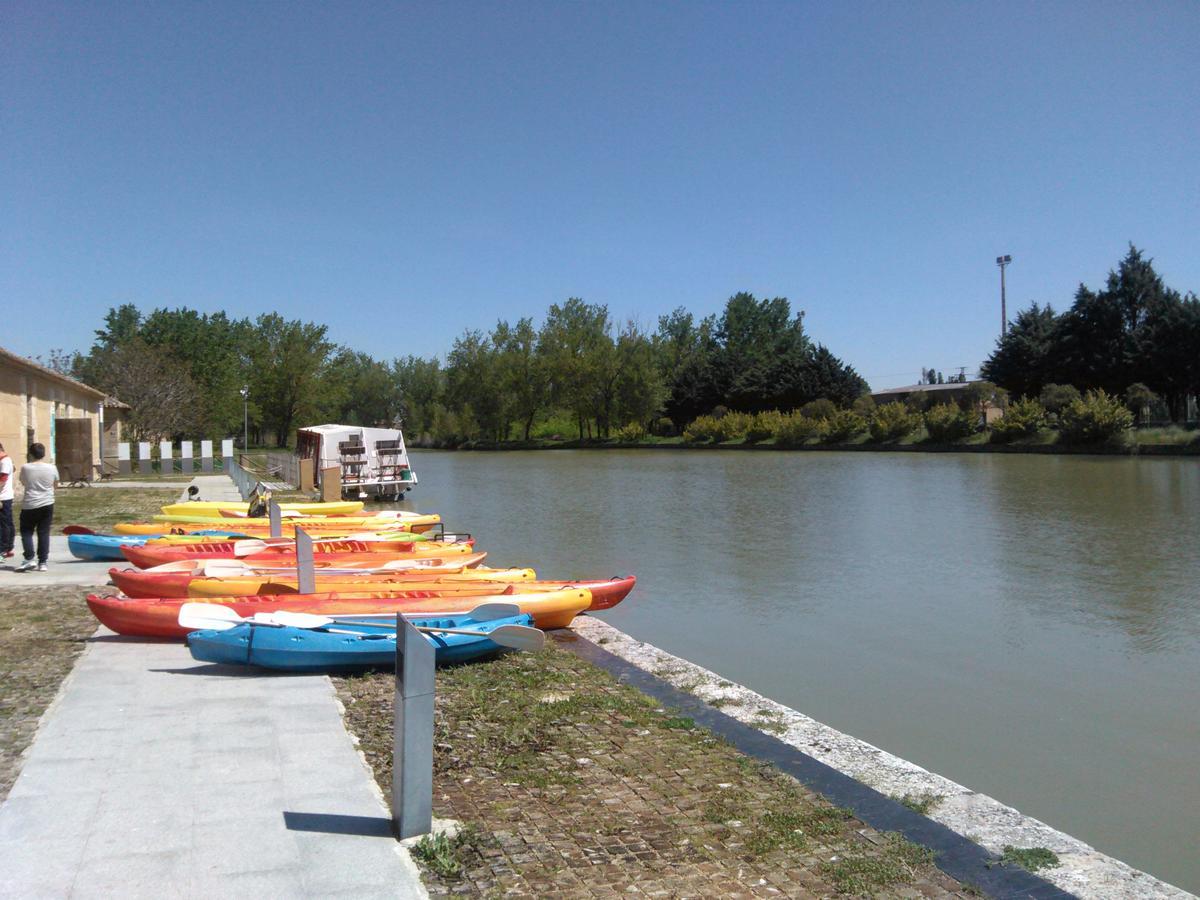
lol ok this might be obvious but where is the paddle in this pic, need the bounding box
[270,611,544,652]
[178,600,523,632]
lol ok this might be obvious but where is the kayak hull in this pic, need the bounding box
[160,500,365,518]
[86,588,591,638]
[121,541,476,569]
[67,531,246,561]
[186,613,533,671]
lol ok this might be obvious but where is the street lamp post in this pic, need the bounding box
[240,386,249,452]
[996,255,1012,337]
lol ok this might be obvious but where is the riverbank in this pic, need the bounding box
[413,427,1200,456]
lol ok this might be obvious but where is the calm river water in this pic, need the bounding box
[405,449,1200,891]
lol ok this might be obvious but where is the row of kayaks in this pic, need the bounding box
[75,495,635,671]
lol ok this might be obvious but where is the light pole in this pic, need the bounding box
[239,386,249,452]
[996,255,1012,337]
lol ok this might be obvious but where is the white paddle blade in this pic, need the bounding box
[232,539,269,557]
[178,602,245,631]
[483,624,545,652]
[202,560,257,577]
[464,602,523,621]
[267,610,338,629]
[144,560,204,573]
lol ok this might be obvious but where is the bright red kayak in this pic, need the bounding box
[121,540,479,569]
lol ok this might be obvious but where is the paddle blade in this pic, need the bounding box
[178,603,245,631]
[484,624,545,652]
[202,560,255,577]
[267,610,339,629]
[144,560,204,573]
[464,602,522,622]
[232,539,269,557]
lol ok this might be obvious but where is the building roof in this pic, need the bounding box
[0,345,109,400]
[871,381,980,396]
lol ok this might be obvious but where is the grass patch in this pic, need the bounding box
[821,832,936,895]
[892,792,942,815]
[51,488,183,531]
[0,586,99,800]
[410,825,489,879]
[997,845,1061,872]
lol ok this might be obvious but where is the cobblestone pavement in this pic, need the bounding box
[337,645,974,898]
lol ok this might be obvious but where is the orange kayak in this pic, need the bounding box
[86,587,592,638]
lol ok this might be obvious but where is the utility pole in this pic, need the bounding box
[996,255,1012,336]
[240,385,249,451]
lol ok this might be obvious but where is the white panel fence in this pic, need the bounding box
[112,439,235,475]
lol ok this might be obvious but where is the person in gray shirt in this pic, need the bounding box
[17,443,58,572]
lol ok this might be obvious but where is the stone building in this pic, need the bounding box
[0,346,120,481]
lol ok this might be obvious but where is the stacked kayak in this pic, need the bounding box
[75,490,637,671]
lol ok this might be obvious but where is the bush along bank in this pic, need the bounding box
[425,387,1198,456]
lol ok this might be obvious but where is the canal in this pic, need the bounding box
[405,449,1200,891]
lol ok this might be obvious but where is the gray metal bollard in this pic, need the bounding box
[295,527,315,594]
[268,500,282,539]
[393,615,435,839]
[201,439,213,473]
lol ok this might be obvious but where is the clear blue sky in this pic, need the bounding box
[4,2,1197,388]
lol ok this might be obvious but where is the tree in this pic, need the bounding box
[445,330,505,441]
[614,321,666,429]
[247,314,336,447]
[539,298,612,439]
[324,349,400,427]
[85,339,203,441]
[493,318,547,441]
[393,356,444,438]
[980,303,1061,398]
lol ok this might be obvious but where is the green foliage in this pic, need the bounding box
[998,846,1060,872]
[851,393,876,416]
[613,422,647,443]
[923,403,976,443]
[1039,383,1081,415]
[1058,390,1134,444]
[960,381,1007,419]
[411,826,487,879]
[744,410,783,443]
[774,411,820,446]
[817,410,866,443]
[799,398,837,420]
[868,403,921,441]
[682,415,720,443]
[1123,382,1158,423]
[903,390,935,413]
[989,397,1048,443]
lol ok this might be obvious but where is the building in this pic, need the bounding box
[0,346,124,481]
[870,380,1005,424]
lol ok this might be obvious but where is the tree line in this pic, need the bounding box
[981,246,1200,422]
[59,293,866,447]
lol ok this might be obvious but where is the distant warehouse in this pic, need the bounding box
[0,346,127,482]
[870,381,1004,424]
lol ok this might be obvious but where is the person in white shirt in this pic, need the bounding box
[17,443,58,572]
[0,443,13,559]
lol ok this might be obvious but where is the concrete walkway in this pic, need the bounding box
[0,475,428,899]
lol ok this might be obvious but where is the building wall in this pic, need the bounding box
[0,362,103,474]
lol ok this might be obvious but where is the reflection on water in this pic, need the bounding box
[406,449,1200,891]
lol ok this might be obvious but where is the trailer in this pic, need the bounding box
[296,424,417,501]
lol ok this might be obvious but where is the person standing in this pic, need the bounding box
[0,443,13,559]
[16,443,58,572]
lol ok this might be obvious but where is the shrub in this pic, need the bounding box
[799,398,837,420]
[745,410,783,443]
[1038,383,1080,416]
[613,422,647,443]
[924,403,976,442]
[904,390,934,413]
[817,410,866,443]
[1123,383,1158,424]
[682,415,720,443]
[713,411,751,442]
[852,394,876,416]
[774,411,820,446]
[1057,390,1134,444]
[989,397,1047,443]
[868,403,921,441]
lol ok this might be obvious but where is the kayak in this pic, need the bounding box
[149,512,441,528]
[121,539,478,569]
[160,500,365,518]
[67,531,247,561]
[186,612,534,671]
[112,513,442,536]
[109,564,539,598]
[85,587,592,637]
[181,574,634,609]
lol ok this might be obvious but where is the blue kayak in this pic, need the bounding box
[186,613,534,672]
[67,531,248,561]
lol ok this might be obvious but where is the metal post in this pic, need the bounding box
[268,500,282,539]
[392,614,435,839]
[295,527,315,595]
[996,254,1012,337]
[240,386,249,453]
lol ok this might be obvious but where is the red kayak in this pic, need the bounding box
[122,541,478,570]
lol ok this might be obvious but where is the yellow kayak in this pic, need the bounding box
[160,500,365,517]
[115,513,441,536]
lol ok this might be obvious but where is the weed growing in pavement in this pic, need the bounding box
[996,845,1060,872]
[411,825,488,879]
[821,832,936,894]
[892,792,943,815]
